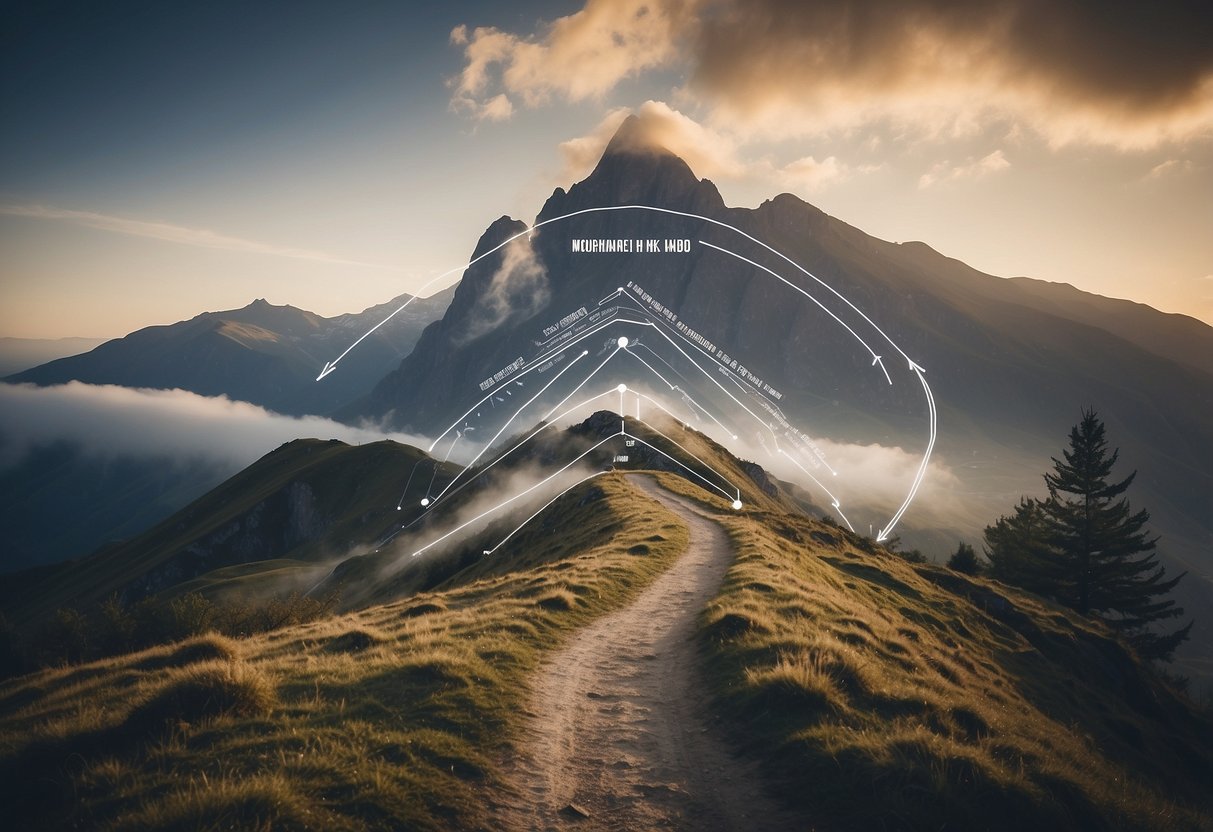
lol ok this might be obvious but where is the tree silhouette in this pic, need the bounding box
[946,542,980,575]
[984,498,1057,593]
[985,410,1191,662]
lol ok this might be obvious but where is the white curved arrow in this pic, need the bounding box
[318,204,937,541]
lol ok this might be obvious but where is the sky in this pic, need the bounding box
[1,0,1211,339]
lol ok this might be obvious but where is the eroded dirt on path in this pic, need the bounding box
[493,476,802,831]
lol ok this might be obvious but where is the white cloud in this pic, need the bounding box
[1143,158,1196,181]
[456,234,549,344]
[0,381,435,470]
[559,101,878,195]
[448,0,688,120]
[918,150,1011,189]
[451,0,1213,150]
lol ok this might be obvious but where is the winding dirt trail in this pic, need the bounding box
[494,477,802,831]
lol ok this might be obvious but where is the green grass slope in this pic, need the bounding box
[652,473,1213,830]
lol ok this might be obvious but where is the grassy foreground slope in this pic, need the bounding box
[1,439,1209,830]
[0,474,688,830]
[645,472,1213,830]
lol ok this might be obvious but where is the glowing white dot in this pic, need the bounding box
[420,497,431,507]
[616,336,629,348]
[732,499,743,510]
[616,383,627,393]
[396,506,402,511]
[732,435,739,441]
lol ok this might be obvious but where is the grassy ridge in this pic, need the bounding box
[657,470,1213,830]
[3,452,1209,830]
[0,474,688,830]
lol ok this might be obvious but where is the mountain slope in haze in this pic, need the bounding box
[1,439,1208,829]
[8,286,456,417]
[0,407,802,628]
[353,115,1213,677]
[0,337,109,377]
[0,439,460,625]
[0,443,232,573]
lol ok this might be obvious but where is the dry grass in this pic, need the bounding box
[687,479,1213,831]
[125,660,276,738]
[3,460,1209,830]
[0,473,689,831]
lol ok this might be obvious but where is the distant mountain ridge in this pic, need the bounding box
[0,288,456,571]
[0,337,109,377]
[8,286,457,417]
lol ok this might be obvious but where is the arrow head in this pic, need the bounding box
[875,530,890,542]
[871,355,882,366]
[907,359,925,373]
[316,361,338,381]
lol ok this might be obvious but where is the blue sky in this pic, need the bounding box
[2,0,1210,337]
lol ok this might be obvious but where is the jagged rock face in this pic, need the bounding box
[360,115,1210,462]
[359,116,894,433]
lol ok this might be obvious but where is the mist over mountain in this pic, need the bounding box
[352,115,1213,674]
[0,382,438,571]
[8,286,457,417]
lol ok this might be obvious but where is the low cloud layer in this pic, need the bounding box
[453,0,1213,149]
[0,382,433,470]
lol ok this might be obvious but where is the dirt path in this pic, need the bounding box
[493,477,802,831]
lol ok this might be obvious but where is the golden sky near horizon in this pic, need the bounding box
[1,0,1210,338]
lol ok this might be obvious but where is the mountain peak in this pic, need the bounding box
[541,114,724,218]
[601,113,678,160]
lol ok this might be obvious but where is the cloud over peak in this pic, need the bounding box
[449,0,688,119]
[452,0,1213,149]
[558,101,878,196]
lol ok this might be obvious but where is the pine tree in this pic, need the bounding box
[946,542,981,575]
[984,498,1059,595]
[1041,409,1191,661]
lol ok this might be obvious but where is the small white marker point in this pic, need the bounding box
[420,497,430,507]
[616,336,629,348]
[732,500,743,510]
[616,383,627,393]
